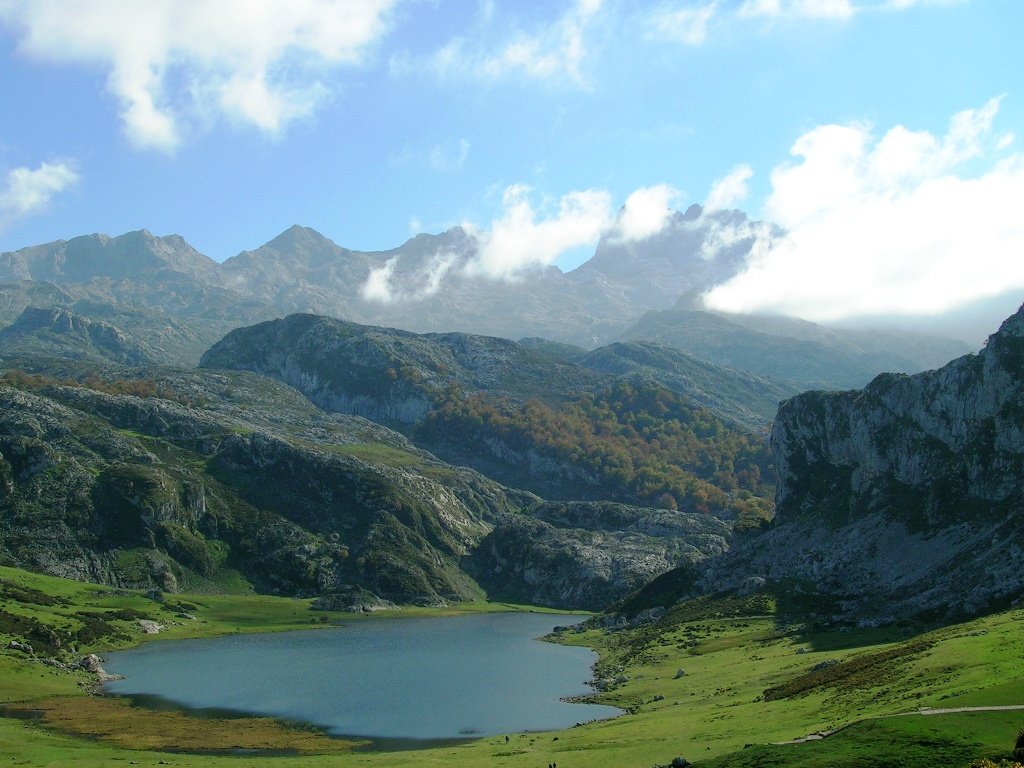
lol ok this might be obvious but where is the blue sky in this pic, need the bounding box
[0,0,1022,327]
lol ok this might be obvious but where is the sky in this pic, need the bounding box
[0,0,1022,334]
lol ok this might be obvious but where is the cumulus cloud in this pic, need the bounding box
[706,165,753,210]
[464,184,612,280]
[415,0,603,85]
[0,161,79,227]
[613,184,680,242]
[0,0,398,151]
[648,2,718,45]
[704,97,1024,322]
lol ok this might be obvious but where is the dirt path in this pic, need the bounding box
[779,705,1024,744]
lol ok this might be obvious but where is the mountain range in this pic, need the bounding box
[0,210,971,392]
[1,206,1016,623]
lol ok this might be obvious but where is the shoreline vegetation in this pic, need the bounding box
[1,565,1023,767]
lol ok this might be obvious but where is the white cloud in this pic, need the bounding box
[360,250,460,303]
[0,0,399,151]
[705,98,1024,322]
[417,0,603,85]
[361,181,681,297]
[391,138,471,172]
[428,139,471,172]
[613,184,679,241]
[881,0,968,8]
[706,164,753,210]
[696,214,779,262]
[738,0,855,18]
[648,2,718,46]
[361,257,398,303]
[463,184,612,280]
[652,0,965,45]
[0,161,79,227]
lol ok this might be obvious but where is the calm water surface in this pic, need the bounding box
[103,612,621,741]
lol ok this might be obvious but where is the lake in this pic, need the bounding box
[102,612,622,743]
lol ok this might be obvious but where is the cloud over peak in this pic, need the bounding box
[463,183,612,280]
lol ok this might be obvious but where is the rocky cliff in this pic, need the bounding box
[472,501,730,610]
[698,304,1024,621]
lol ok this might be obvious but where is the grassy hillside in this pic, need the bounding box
[1,565,1022,767]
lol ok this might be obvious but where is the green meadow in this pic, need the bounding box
[1,565,1021,768]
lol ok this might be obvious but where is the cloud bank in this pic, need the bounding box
[705,97,1024,322]
[0,0,399,151]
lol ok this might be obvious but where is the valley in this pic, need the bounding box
[0,220,1020,767]
[2,6,1019,765]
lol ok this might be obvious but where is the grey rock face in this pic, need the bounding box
[470,502,730,611]
[702,304,1024,620]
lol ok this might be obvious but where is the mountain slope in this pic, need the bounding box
[0,368,513,605]
[200,314,775,523]
[570,204,772,310]
[0,360,733,610]
[579,340,797,428]
[0,231,282,365]
[0,307,158,366]
[621,308,972,391]
[0,230,223,286]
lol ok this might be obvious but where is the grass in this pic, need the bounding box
[698,712,1024,768]
[0,564,1022,767]
[327,442,426,468]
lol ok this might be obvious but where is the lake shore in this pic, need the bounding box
[3,565,1024,767]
